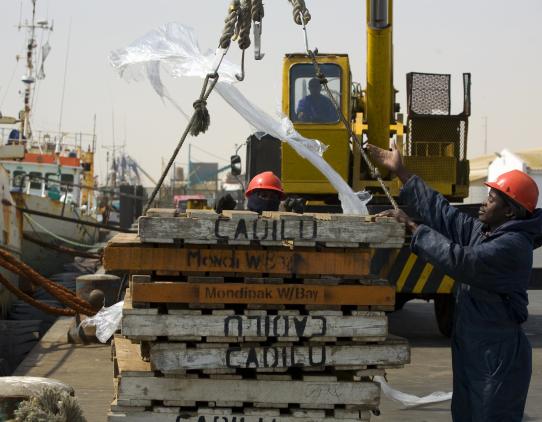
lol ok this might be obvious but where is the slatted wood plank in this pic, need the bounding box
[116,376,379,407]
[104,246,372,276]
[108,410,370,422]
[149,342,410,371]
[121,313,388,339]
[130,283,395,306]
[137,215,403,247]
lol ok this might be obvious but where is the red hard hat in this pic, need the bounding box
[484,169,539,213]
[246,171,285,199]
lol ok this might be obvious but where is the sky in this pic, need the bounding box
[1,0,541,187]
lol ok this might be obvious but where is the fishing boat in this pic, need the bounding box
[0,0,99,276]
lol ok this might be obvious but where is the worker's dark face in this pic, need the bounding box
[479,189,513,230]
[254,189,280,201]
[247,189,281,213]
[309,83,321,96]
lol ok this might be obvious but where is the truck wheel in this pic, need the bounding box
[434,295,455,338]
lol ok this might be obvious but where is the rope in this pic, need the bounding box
[23,214,97,249]
[289,0,311,25]
[0,272,75,316]
[236,0,252,50]
[251,0,264,22]
[219,0,241,49]
[0,248,96,315]
[144,0,252,214]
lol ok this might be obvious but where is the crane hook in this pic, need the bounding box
[235,50,246,81]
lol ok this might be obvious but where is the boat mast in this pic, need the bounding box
[18,0,53,140]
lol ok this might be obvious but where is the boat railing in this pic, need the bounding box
[11,173,146,210]
[0,128,96,154]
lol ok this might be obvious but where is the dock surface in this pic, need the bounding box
[13,317,113,421]
[12,292,542,422]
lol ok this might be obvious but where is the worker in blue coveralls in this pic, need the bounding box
[296,78,338,123]
[368,141,542,422]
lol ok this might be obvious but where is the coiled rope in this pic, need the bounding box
[0,248,97,315]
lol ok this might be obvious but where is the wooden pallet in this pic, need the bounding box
[104,234,375,277]
[113,337,380,410]
[137,209,404,248]
[108,404,372,422]
[122,294,390,343]
[149,340,410,373]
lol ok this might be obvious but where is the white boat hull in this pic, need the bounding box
[13,193,98,276]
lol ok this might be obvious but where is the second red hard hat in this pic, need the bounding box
[246,171,285,199]
[485,169,539,213]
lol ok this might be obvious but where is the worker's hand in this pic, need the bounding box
[366,141,412,183]
[366,141,403,173]
[377,209,418,233]
[284,197,306,214]
[215,194,237,214]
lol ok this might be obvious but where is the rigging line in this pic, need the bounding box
[57,17,72,133]
[23,214,97,249]
[0,61,20,108]
[189,143,229,162]
[29,17,46,113]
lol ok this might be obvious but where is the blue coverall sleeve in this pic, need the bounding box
[400,175,479,245]
[411,225,529,294]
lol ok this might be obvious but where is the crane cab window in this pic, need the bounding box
[290,63,341,124]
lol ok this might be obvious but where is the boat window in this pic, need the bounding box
[290,63,341,124]
[12,171,26,188]
[29,172,43,190]
[45,173,60,190]
[61,174,74,192]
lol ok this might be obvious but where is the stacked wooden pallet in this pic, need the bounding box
[104,209,409,422]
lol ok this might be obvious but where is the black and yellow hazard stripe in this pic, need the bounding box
[372,247,455,294]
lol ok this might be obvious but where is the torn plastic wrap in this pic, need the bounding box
[79,300,123,343]
[110,23,369,215]
[374,376,452,408]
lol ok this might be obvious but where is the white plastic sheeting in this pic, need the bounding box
[374,376,452,408]
[110,23,369,214]
[79,300,124,343]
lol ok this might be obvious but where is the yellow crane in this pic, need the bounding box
[241,0,472,336]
